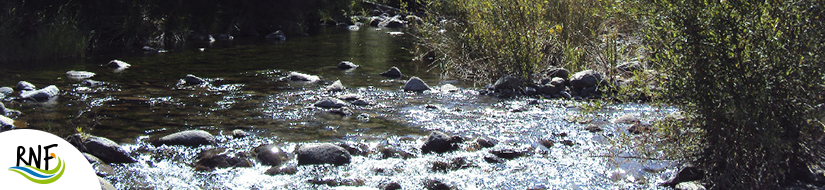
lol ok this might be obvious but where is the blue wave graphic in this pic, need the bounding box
[9,166,55,179]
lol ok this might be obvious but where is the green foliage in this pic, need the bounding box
[413,0,643,84]
[0,1,87,62]
[643,0,825,187]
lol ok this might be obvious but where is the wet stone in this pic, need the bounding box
[325,80,345,92]
[424,179,453,190]
[286,72,320,83]
[183,74,208,85]
[296,143,351,165]
[421,131,461,154]
[484,155,505,164]
[337,61,359,70]
[560,140,576,146]
[380,66,403,78]
[403,77,431,92]
[194,149,253,171]
[67,134,136,163]
[328,107,353,116]
[254,144,289,166]
[338,142,369,157]
[107,59,130,69]
[16,81,36,91]
[379,145,415,159]
[628,123,653,134]
[489,148,529,160]
[539,140,554,148]
[66,70,96,80]
[381,182,402,190]
[99,176,116,190]
[314,98,348,108]
[0,115,14,131]
[232,129,249,137]
[584,125,603,133]
[475,137,498,148]
[154,130,216,147]
[612,114,640,124]
[20,85,59,101]
[81,79,105,87]
[440,84,459,92]
[264,165,298,175]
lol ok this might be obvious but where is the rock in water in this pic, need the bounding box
[493,75,522,90]
[403,77,431,92]
[380,67,403,78]
[66,134,136,163]
[254,144,289,166]
[66,70,96,80]
[569,70,604,97]
[325,80,345,92]
[107,59,131,69]
[0,115,14,131]
[15,81,35,91]
[296,143,351,165]
[81,79,105,87]
[440,84,459,92]
[183,74,208,85]
[20,85,59,101]
[154,130,216,147]
[286,72,320,83]
[337,61,359,70]
[314,98,348,108]
[421,131,461,154]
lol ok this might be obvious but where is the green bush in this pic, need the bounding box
[414,0,637,84]
[643,0,825,188]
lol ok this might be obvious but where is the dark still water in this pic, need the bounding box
[0,26,679,189]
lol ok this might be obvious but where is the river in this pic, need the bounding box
[0,26,679,189]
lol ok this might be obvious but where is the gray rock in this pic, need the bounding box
[369,16,386,27]
[569,70,604,96]
[337,61,359,70]
[338,93,362,101]
[0,115,14,131]
[380,67,403,78]
[314,98,348,108]
[264,165,298,175]
[381,182,402,190]
[0,87,13,95]
[617,61,642,73]
[329,107,353,116]
[154,130,216,147]
[16,81,35,91]
[232,129,249,137]
[20,85,59,101]
[538,84,559,95]
[99,176,116,190]
[490,148,529,160]
[352,99,372,106]
[612,114,640,124]
[440,84,459,92]
[475,137,498,148]
[66,134,136,163]
[662,166,704,187]
[254,144,289,166]
[537,67,570,79]
[403,77,431,92]
[550,77,566,88]
[296,143,351,165]
[107,59,131,69]
[183,74,208,85]
[325,80,345,92]
[0,102,20,117]
[493,75,522,90]
[286,72,320,83]
[421,131,461,154]
[81,80,105,87]
[194,149,252,170]
[66,70,96,80]
[675,181,706,190]
[83,153,114,177]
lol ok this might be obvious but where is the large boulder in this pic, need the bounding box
[20,85,59,101]
[296,143,351,165]
[314,98,348,108]
[493,75,522,90]
[15,81,36,91]
[421,131,462,154]
[403,77,431,92]
[183,74,208,85]
[66,134,136,163]
[154,130,216,147]
[254,144,289,166]
[286,72,320,83]
[380,67,403,78]
[337,61,359,70]
[569,70,605,97]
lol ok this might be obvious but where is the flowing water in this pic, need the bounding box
[0,27,680,189]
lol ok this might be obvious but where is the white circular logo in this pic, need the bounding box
[0,129,100,189]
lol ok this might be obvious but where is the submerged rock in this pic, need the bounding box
[423,179,453,190]
[15,81,36,91]
[314,98,348,108]
[66,70,96,80]
[254,144,289,166]
[194,149,253,170]
[381,182,402,190]
[20,85,59,101]
[66,134,136,163]
[421,131,462,154]
[183,74,208,85]
[403,77,431,92]
[380,67,403,78]
[325,80,345,92]
[154,130,216,147]
[475,137,498,148]
[296,143,351,165]
[81,79,105,87]
[264,165,298,175]
[337,61,359,70]
[286,72,320,83]
[489,148,529,160]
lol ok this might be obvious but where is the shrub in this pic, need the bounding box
[643,0,825,188]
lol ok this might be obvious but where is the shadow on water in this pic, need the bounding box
[0,26,679,189]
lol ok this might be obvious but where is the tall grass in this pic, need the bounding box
[0,2,88,62]
[413,0,642,84]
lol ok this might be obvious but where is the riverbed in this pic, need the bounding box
[0,26,679,189]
